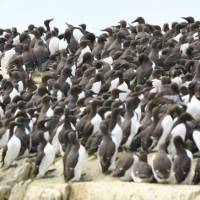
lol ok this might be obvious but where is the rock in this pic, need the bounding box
[1,154,200,200]
[0,185,11,200]
[0,152,200,200]
[0,152,34,200]
[9,180,32,200]
[24,183,69,200]
[13,161,34,182]
[70,182,200,200]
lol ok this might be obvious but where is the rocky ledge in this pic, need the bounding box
[0,155,200,200]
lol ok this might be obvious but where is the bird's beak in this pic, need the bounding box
[131,20,137,23]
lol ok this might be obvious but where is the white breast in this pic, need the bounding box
[1,48,15,68]
[151,79,161,93]
[0,95,3,103]
[186,96,200,121]
[171,77,182,87]
[104,111,111,119]
[73,29,84,43]
[13,35,20,46]
[111,124,123,149]
[182,94,190,105]
[178,150,193,185]
[57,90,63,101]
[131,157,146,183]
[135,105,142,121]
[91,81,101,94]
[71,65,76,76]
[158,50,162,59]
[180,43,189,56]
[122,166,133,181]
[44,131,50,142]
[119,91,129,102]
[9,88,20,102]
[70,122,76,131]
[78,91,85,100]
[71,145,88,181]
[1,48,15,78]
[117,82,128,91]
[138,94,144,100]
[46,107,54,118]
[38,143,55,177]
[60,114,65,121]
[168,123,187,156]
[29,34,35,40]
[193,32,198,39]
[17,81,24,93]
[41,36,46,44]
[59,39,68,50]
[28,120,34,132]
[0,129,10,148]
[0,106,4,119]
[79,107,86,116]
[49,37,60,55]
[77,46,91,65]
[152,61,156,69]
[109,78,119,91]
[102,56,113,65]
[91,113,102,134]
[193,130,200,151]
[155,115,173,151]
[118,82,130,101]
[52,123,64,155]
[25,128,30,135]
[182,81,191,88]
[173,33,182,42]
[4,134,21,167]
[66,77,72,86]
[125,113,140,147]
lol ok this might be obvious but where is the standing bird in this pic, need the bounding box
[44,18,54,33]
[92,35,107,60]
[121,97,141,148]
[167,112,194,156]
[152,141,174,183]
[2,116,31,167]
[131,152,154,183]
[63,131,88,182]
[172,136,193,184]
[112,152,135,181]
[151,105,182,151]
[101,27,114,59]
[98,120,117,173]
[109,107,123,150]
[33,39,49,70]
[22,44,36,72]
[1,120,20,167]
[48,31,60,56]
[34,119,56,177]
